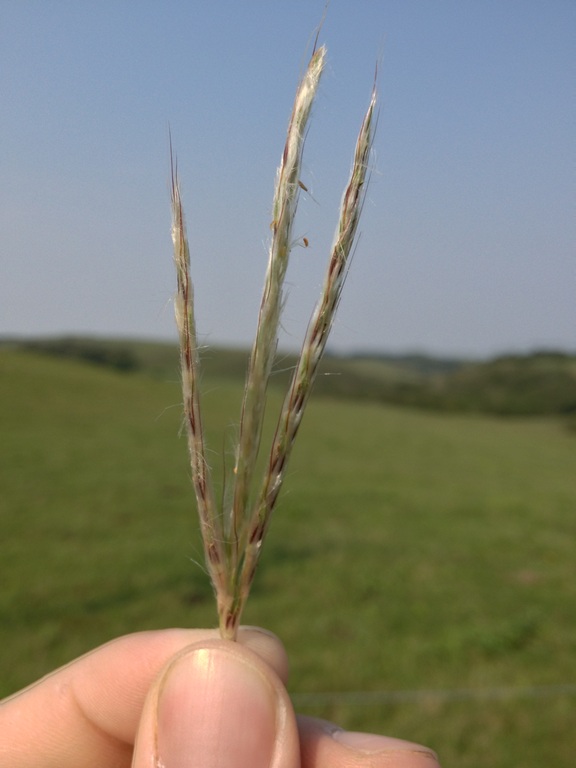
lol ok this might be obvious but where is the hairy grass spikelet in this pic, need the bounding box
[172,42,377,639]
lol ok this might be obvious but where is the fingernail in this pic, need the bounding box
[156,645,279,768]
[333,730,440,763]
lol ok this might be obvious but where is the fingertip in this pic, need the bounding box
[333,730,440,764]
[134,639,300,768]
[238,625,290,684]
[298,715,440,768]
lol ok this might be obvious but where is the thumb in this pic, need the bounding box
[132,638,300,768]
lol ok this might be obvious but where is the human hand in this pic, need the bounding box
[0,627,439,767]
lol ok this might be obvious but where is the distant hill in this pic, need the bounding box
[2,336,575,418]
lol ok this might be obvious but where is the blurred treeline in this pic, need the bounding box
[4,336,575,422]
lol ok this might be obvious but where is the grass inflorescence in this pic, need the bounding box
[171,42,376,639]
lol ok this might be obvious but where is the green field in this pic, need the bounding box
[2,346,576,766]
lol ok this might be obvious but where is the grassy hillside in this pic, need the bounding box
[6,336,576,418]
[2,348,576,766]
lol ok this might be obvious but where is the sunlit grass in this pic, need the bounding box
[2,349,576,766]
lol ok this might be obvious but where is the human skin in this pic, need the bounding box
[0,626,440,768]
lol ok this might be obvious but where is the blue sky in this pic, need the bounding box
[1,1,574,357]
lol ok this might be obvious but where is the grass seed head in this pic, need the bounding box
[173,43,376,640]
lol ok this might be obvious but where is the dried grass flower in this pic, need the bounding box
[171,41,377,639]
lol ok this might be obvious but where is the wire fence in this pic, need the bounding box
[291,683,576,707]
